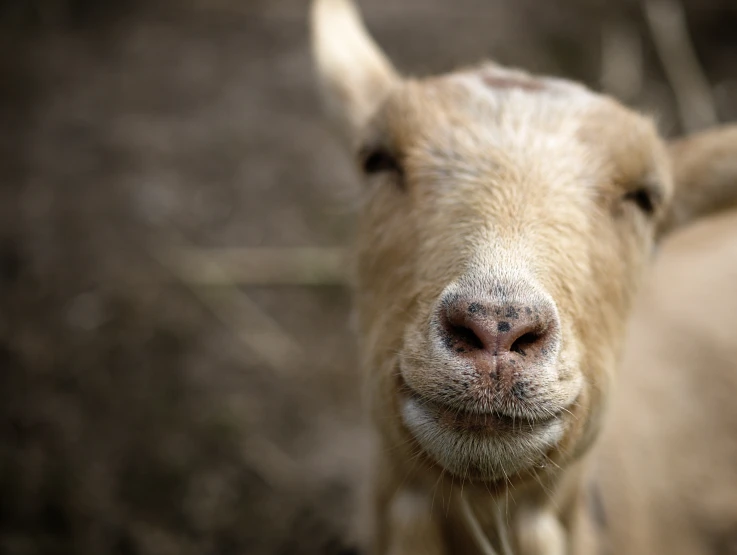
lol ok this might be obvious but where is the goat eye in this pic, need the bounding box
[361,148,401,175]
[623,188,656,215]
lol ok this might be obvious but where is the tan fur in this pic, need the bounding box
[594,211,737,554]
[662,125,737,233]
[310,1,737,553]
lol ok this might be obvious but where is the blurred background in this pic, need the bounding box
[0,0,735,554]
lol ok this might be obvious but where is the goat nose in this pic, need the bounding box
[438,296,559,363]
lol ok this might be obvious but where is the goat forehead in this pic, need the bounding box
[389,69,605,140]
[397,90,602,190]
[380,71,663,198]
[450,65,600,120]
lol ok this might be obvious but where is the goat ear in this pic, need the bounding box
[660,124,737,235]
[310,0,398,137]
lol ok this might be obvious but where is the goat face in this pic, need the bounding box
[353,73,669,484]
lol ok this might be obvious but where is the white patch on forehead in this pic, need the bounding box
[458,63,592,95]
[429,68,606,188]
[448,67,600,127]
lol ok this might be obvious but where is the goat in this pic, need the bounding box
[310,1,737,553]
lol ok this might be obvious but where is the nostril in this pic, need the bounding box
[446,323,485,351]
[509,331,543,357]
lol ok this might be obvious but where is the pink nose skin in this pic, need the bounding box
[438,294,560,378]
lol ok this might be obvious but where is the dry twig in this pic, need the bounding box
[150,242,342,374]
[643,0,717,132]
[601,19,643,102]
[165,247,348,286]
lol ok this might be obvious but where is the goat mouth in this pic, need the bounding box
[398,381,567,482]
[398,382,560,436]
